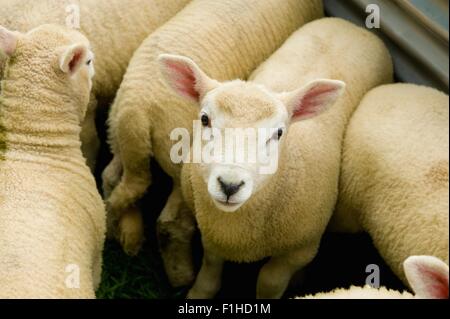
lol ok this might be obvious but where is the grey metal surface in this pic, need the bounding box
[324,0,449,93]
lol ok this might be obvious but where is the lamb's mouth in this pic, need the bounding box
[213,198,243,211]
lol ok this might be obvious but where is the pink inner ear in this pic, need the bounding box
[418,264,449,299]
[165,61,199,101]
[0,29,18,56]
[293,84,339,119]
[69,50,83,73]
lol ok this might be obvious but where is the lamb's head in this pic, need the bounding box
[159,54,344,212]
[0,24,94,120]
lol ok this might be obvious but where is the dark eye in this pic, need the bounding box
[86,59,92,65]
[201,114,210,127]
[277,128,283,139]
[267,128,284,145]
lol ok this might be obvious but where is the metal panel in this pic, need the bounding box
[324,0,449,93]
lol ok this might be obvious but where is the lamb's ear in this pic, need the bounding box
[0,26,19,57]
[281,79,345,122]
[158,54,219,103]
[404,255,449,299]
[59,43,88,75]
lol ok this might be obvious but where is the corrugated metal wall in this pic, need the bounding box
[324,0,449,93]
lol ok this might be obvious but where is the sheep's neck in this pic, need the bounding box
[0,80,83,157]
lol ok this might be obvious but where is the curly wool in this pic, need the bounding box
[330,83,449,285]
[0,0,190,169]
[0,25,105,298]
[182,18,393,263]
[105,0,324,216]
[300,285,413,299]
[0,0,190,98]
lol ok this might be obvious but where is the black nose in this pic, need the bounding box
[218,177,245,200]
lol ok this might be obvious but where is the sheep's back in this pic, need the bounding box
[111,0,324,179]
[0,155,104,298]
[299,285,413,299]
[334,83,449,283]
[0,0,190,98]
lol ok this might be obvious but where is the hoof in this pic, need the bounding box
[119,229,144,256]
[186,287,214,299]
[168,266,195,288]
[118,207,144,256]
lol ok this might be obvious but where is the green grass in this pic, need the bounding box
[96,239,188,299]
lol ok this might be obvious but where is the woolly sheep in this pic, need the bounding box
[329,83,449,285]
[0,0,191,169]
[300,256,449,299]
[102,0,324,287]
[162,18,393,298]
[0,24,105,298]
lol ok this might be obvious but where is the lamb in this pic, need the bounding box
[0,24,105,298]
[299,256,449,299]
[0,0,191,169]
[102,0,324,287]
[329,83,449,286]
[161,17,393,298]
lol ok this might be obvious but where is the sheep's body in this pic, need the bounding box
[0,0,190,168]
[0,0,190,98]
[181,18,392,298]
[330,84,449,284]
[299,255,449,299]
[0,25,105,298]
[0,158,104,298]
[103,0,324,286]
[301,285,413,299]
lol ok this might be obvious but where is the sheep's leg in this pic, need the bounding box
[118,205,145,256]
[80,94,100,172]
[102,155,124,239]
[102,155,123,199]
[92,249,103,291]
[256,243,319,299]
[106,109,152,255]
[157,184,196,287]
[187,246,224,299]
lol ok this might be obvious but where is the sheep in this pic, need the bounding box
[161,17,393,298]
[0,0,191,169]
[0,24,105,298]
[299,256,449,299]
[102,0,324,287]
[329,83,449,286]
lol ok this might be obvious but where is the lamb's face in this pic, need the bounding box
[158,54,346,212]
[198,82,289,212]
[0,24,94,121]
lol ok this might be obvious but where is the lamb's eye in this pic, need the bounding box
[277,128,283,139]
[86,59,92,65]
[201,114,210,127]
[267,128,284,145]
[271,128,283,141]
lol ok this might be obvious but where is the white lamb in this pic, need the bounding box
[102,0,324,287]
[329,83,449,286]
[0,0,191,169]
[300,256,449,299]
[0,24,105,298]
[160,18,393,298]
